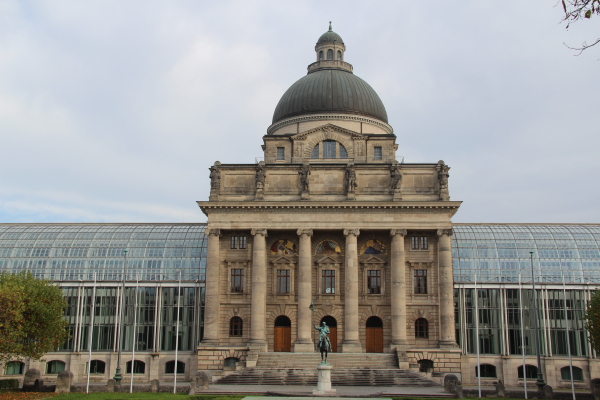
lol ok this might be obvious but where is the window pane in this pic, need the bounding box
[322,270,335,293]
[277,269,290,294]
[276,147,285,160]
[374,146,382,160]
[367,270,381,294]
[323,141,336,159]
[231,269,244,293]
[311,144,319,159]
[339,144,348,159]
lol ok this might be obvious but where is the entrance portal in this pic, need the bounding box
[274,315,291,352]
[320,316,337,352]
[365,316,383,353]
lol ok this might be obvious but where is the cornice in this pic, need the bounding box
[197,201,461,216]
[267,113,394,135]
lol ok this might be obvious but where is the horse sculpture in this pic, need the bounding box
[315,321,332,363]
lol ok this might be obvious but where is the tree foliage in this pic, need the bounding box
[586,289,600,352]
[561,0,600,53]
[0,272,68,363]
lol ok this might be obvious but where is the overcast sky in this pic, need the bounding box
[1,1,599,224]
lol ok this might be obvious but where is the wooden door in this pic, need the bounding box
[274,326,291,352]
[329,327,337,352]
[366,327,383,353]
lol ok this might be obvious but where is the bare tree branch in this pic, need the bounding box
[560,0,600,53]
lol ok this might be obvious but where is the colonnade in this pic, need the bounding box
[201,228,456,352]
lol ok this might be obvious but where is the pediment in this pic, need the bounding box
[316,255,340,264]
[361,255,386,264]
[272,256,295,264]
[291,123,367,141]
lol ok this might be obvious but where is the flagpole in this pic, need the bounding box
[130,274,139,393]
[474,273,481,398]
[562,273,575,400]
[86,272,97,393]
[174,271,182,394]
[519,273,527,399]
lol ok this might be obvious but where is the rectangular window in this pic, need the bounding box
[367,270,381,294]
[276,147,285,160]
[277,269,290,294]
[231,269,244,293]
[322,270,335,294]
[374,146,382,160]
[414,269,427,294]
[411,236,428,250]
[230,236,246,249]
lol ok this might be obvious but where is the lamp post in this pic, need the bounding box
[529,251,546,394]
[113,248,128,385]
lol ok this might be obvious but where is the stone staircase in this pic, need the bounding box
[216,353,440,387]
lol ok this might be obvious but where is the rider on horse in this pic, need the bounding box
[315,321,332,353]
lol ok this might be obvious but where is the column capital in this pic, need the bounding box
[343,228,360,237]
[207,228,222,237]
[390,229,407,237]
[297,229,313,237]
[437,228,453,237]
[251,228,268,237]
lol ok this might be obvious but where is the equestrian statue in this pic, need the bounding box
[314,321,332,363]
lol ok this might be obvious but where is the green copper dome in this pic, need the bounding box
[317,25,344,45]
[272,69,388,124]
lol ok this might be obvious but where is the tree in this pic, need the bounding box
[561,0,600,54]
[586,289,600,353]
[0,272,68,363]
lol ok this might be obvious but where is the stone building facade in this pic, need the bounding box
[197,25,462,374]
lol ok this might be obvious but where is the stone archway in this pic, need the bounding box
[320,315,338,352]
[274,315,292,352]
[365,316,383,353]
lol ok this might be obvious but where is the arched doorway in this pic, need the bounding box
[274,316,291,352]
[320,316,337,352]
[365,316,383,353]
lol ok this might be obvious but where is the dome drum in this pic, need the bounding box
[307,60,353,74]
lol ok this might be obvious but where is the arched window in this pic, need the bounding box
[311,144,319,159]
[415,318,428,338]
[319,51,324,60]
[126,360,145,374]
[87,360,105,374]
[327,49,333,60]
[165,360,185,374]
[323,140,336,158]
[46,360,65,374]
[418,359,433,373]
[561,366,583,381]
[230,316,243,337]
[475,364,497,378]
[518,365,537,379]
[337,50,342,60]
[4,361,24,375]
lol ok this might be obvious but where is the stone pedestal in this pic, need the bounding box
[313,363,336,395]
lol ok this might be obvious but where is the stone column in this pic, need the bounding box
[294,229,314,352]
[249,229,268,350]
[342,228,362,352]
[390,229,409,350]
[437,229,457,347]
[201,228,221,344]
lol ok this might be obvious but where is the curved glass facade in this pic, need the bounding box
[0,224,207,281]
[453,224,600,283]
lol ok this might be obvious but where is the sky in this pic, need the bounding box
[1,1,599,224]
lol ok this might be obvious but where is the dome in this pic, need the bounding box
[317,30,344,45]
[317,22,344,45]
[272,69,388,124]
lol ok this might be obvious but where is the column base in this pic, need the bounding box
[340,341,362,353]
[293,341,315,353]
[438,340,458,348]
